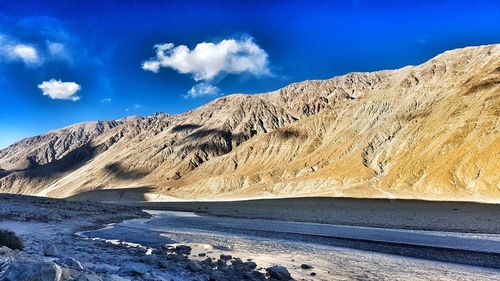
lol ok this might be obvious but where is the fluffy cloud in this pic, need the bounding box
[184,83,222,98]
[0,35,41,66]
[37,79,81,101]
[142,36,270,81]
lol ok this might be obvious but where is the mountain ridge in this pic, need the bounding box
[1,44,499,202]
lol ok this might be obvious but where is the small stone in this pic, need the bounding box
[43,244,59,256]
[300,263,313,269]
[310,272,317,276]
[266,266,292,280]
[198,252,206,257]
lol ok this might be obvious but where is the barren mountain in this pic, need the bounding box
[0,44,499,202]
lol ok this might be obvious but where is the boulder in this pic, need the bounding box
[219,254,232,260]
[3,260,62,281]
[43,244,59,257]
[266,266,292,280]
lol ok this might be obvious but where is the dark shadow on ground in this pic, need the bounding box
[66,186,154,202]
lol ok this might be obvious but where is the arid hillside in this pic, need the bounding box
[1,44,498,202]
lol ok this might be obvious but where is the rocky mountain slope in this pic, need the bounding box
[0,44,498,202]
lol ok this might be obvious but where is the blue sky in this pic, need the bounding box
[0,0,499,148]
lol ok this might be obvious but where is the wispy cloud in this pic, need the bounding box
[0,34,41,66]
[37,79,81,101]
[101,98,112,103]
[125,103,144,112]
[184,83,222,98]
[0,33,75,67]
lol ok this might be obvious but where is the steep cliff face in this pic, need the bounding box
[0,44,498,202]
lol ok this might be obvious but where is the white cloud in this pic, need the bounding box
[0,35,41,66]
[101,98,112,103]
[37,79,81,101]
[184,83,222,98]
[142,36,270,81]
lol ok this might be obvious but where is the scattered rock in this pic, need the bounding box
[3,260,62,281]
[217,259,226,269]
[109,275,130,281]
[0,246,12,256]
[300,263,313,269]
[208,271,224,281]
[174,245,192,255]
[60,267,72,280]
[64,257,84,271]
[43,244,59,257]
[76,272,102,281]
[138,254,158,266]
[158,260,169,268]
[245,261,257,269]
[187,260,204,272]
[266,266,292,280]
[220,254,232,260]
[166,253,184,261]
[202,257,213,265]
[310,272,317,276]
[120,263,147,276]
[198,252,206,257]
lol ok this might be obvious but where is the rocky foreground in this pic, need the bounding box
[0,194,295,281]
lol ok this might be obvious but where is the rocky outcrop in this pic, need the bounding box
[0,44,499,202]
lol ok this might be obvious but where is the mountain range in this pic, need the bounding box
[0,44,499,202]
